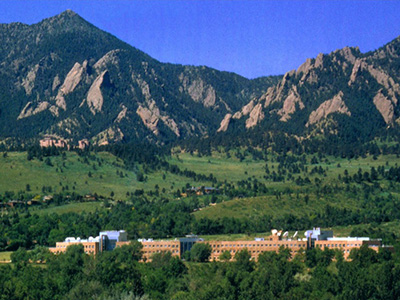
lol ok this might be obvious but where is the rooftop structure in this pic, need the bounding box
[100,230,128,251]
[304,227,333,240]
[49,230,127,255]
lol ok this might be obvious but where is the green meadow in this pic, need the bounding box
[193,191,358,220]
[30,201,103,216]
[0,151,213,200]
[169,151,400,187]
[0,251,12,261]
[1,150,399,225]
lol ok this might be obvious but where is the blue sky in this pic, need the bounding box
[1,1,400,78]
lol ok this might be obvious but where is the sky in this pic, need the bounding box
[1,0,400,79]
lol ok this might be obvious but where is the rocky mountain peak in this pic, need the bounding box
[42,9,83,25]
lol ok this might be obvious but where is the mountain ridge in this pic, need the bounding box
[218,38,400,143]
[0,10,278,144]
[0,10,399,147]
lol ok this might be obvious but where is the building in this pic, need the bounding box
[39,136,89,150]
[137,239,181,261]
[185,186,220,196]
[49,230,127,255]
[100,230,128,251]
[306,227,385,259]
[49,236,100,255]
[50,228,393,261]
[204,232,308,261]
[116,235,202,262]
[39,137,69,149]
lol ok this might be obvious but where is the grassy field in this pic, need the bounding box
[30,201,104,216]
[1,150,400,220]
[169,152,266,182]
[169,152,400,188]
[169,152,400,220]
[0,151,212,200]
[0,251,12,261]
[193,190,358,220]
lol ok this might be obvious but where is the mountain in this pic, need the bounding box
[219,38,400,143]
[1,10,399,148]
[0,10,279,144]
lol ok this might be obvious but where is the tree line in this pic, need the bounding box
[1,241,399,299]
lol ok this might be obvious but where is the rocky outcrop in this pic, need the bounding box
[340,47,358,64]
[161,117,180,137]
[314,53,324,69]
[246,103,264,128]
[136,100,180,137]
[296,58,313,75]
[55,61,87,110]
[261,70,297,108]
[348,59,365,85]
[18,101,50,119]
[306,91,350,126]
[60,61,87,94]
[52,74,61,91]
[55,117,80,135]
[348,59,399,107]
[86,70,108,114]
[94,127,124,145]
[349,59,399,97]
[233,100,255,119]
[179,75,217,108]
[136,77,151,101]
[115,105,128,123]
[368,66,398,93]
[278,86,304,121]
[94,49,121,71]
[373,90,395,125]
[137,105,160,135]
[22,64,39,95]
[4,9,400,144]
[217,113,232,132]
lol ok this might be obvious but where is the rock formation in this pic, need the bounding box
[86,70,108,114]
[306,91,350,126]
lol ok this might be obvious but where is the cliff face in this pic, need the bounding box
[219,40,400,139]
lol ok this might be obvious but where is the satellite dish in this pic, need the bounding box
[271,229,278,235]
[293,231,298,238]
[283,231,289,237]
[277,231,282,236]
